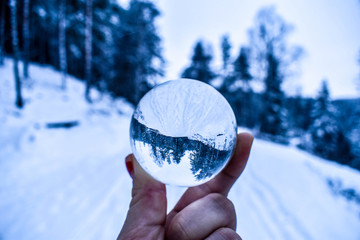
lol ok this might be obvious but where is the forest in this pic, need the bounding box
[0,0,359,170]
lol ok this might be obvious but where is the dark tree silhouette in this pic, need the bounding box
[234,47,252,91]
[182,40,215,84]
[248,6,303,136]
[1,0,164,105]
[10,0,23,108]
[84,0,93,102]
[130,117,233,181]
[309,80,353,164]
[260,51,286,135]
[58,0,67,89]
[23,0,30,79]
[220,34,232,76]
[0,0,6,65]
[109,0,164,105]
[219,46,255,128]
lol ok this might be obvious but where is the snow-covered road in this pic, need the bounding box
[1,61,359,239]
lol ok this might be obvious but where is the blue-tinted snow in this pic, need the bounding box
[0,59,359,240]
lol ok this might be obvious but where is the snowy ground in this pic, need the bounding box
[1,60,360,240]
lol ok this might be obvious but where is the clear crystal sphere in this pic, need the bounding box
[130,79,237,187]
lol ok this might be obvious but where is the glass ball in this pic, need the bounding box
[130,79,237,187]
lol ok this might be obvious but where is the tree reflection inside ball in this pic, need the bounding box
[129,79,237,187]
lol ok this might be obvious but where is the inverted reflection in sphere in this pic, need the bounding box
[130,79,237,187]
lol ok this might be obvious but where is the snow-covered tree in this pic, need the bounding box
[109,0,164,105]
[309,80,353,164]
[349,106,360,168]
[1,0,164,105]
[182,40,215,84]
[10,0,23,108]
[248,6,302,136]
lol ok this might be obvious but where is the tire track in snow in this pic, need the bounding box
[245,180,288,240]
[69,166,129,240]
[247,169,312,240]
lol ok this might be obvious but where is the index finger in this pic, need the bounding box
[166,132,253,221]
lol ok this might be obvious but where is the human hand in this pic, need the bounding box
[117,132,254,240]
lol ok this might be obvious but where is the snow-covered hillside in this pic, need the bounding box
[1,60,360,240]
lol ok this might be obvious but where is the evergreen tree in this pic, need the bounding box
[219,46,254,128]
[248,6,302,136]
[181,40,215,84]
[32,0,58,66]
[234,47,252,91]
[286,90,313,134]
[309,80,353,164]
[23,0,30,79]
[349,101,360,169]
[0,0,5,65]
[84,0,93,102]
[10,0,23,108]
[219,46,252,93]
[234,47,255,128]
[1,0,164,105]
[110,0,164,105]
[260,51,287,135]
[90,0,118,93]
[58,0,67,90]
[220,34,231,76]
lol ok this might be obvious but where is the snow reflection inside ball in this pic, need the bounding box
[129,79,237,187]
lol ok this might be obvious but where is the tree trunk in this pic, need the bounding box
[10,0,23,108]
[0,0,6,65]
[84,0,93,102]
[59,0,67,90]
[23,0,30,78]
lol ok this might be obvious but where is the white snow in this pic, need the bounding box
[1,59,359,240]
[136,79,237,142]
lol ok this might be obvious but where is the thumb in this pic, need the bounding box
[118,154,167,239]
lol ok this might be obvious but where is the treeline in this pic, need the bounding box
[0,0,164,105]
[180,7,360,170]
[0,1,359,170]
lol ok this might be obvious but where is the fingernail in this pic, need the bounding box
[125,157,134,177]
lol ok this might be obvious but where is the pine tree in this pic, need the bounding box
[181,40,215,84]
[349,100,360,169]
[260,51,286,136]
[1,0,164,104]
[110,0,164,105]
[249,7,302,136]
[0,0,6,65]
[58,0,67,90]
[309,80,353,164]
[235,47,254,128]
[84,0,93,102]
[286,90,313,135]
[220,34,231,76]
[23,0,30,79]
[10,0,23,108]
[234,47,252,91]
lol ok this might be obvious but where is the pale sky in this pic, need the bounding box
[119,0,360,99]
